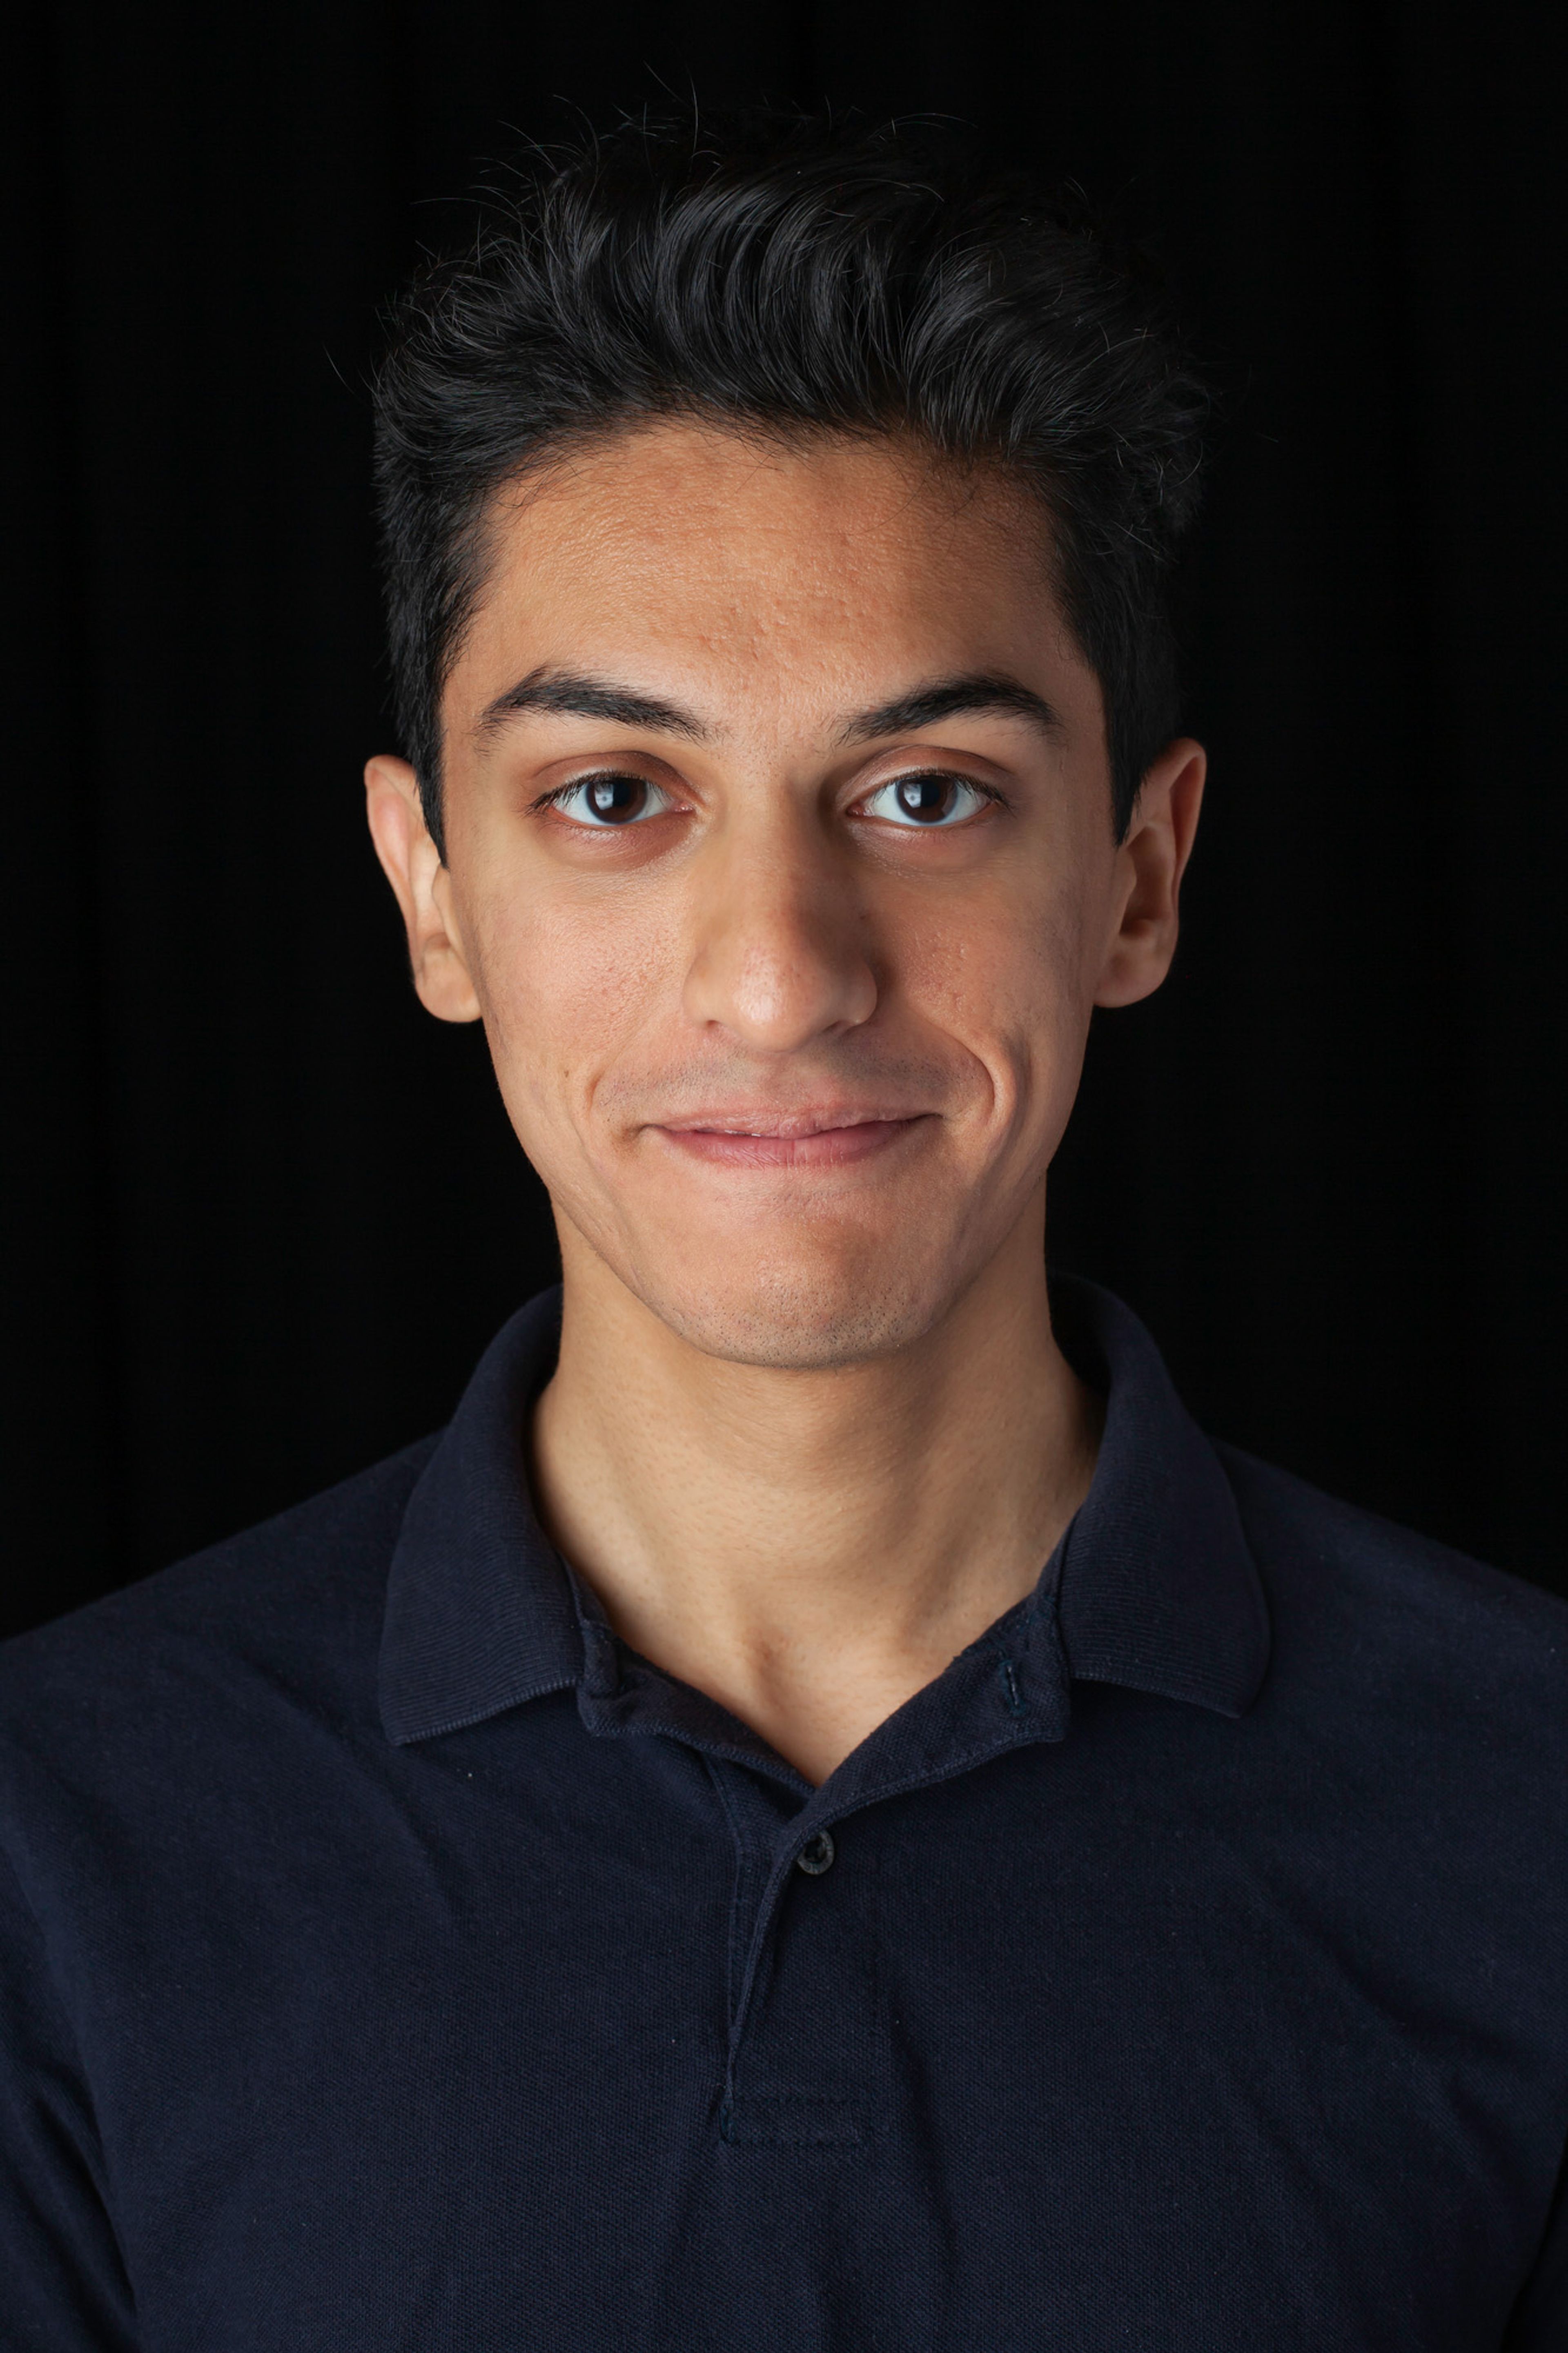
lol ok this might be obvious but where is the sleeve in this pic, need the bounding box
[0,1842,136,2351]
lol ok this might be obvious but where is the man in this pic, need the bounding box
[2,113,1564,2350]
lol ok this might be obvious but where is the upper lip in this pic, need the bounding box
[652,1108,927,1139]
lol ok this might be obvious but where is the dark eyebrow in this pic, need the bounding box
[841,672,1065,745]
[474,666,712,743]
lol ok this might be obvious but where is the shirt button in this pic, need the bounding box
[795,1830,835,1876]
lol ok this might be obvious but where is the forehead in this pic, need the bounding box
[451,422,1075,716]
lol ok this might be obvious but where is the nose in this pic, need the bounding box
[681,821,878,1053]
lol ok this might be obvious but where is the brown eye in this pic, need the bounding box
[895,774,960,822]
[584,775,650,823]
[550,773,673,827]
[860,772,991,829]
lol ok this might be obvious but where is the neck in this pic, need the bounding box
[529,1208,1100,1784]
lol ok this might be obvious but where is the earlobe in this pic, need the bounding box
[1093,738,1206,1010]
[363,754,483,1024]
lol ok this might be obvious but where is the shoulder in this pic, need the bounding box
[1219,1443,1568,1756]
[0,1437,438,1776]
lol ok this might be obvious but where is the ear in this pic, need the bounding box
[363,756,483,1024]
[1093,738,1207,1008]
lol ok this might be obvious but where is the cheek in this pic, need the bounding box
[901,880,1094,1092]
[463,876,674,1115]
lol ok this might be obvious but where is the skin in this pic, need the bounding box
[367,422,1205,1783]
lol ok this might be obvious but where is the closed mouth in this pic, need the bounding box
[650,1112,931,1168]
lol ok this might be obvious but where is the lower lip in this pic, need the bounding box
[654,1118,927,1169]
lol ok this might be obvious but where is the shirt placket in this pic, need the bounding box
[574,1581,1074,2154]
[701,1757,882,2149]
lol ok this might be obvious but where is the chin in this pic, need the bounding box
[620,1240,958,1371]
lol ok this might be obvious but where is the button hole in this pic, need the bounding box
[1000,1657,1026,1717]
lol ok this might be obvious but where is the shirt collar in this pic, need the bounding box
[379,1276,1269,1749]
[1048,1279,1270,1717]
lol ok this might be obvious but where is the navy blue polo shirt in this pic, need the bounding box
[3,1278,1567,2349]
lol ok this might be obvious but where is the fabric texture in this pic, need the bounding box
[1,1277,1565,2349]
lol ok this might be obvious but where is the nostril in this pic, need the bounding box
[684,942,878,1050]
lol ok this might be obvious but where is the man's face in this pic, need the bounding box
[369,424,1200,1368]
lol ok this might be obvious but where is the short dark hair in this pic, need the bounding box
[373,112,1206,853]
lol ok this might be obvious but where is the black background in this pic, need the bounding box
[7,3,1564,1640]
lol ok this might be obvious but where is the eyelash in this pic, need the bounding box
[537,773,676,826]
[853,773,1004,829]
